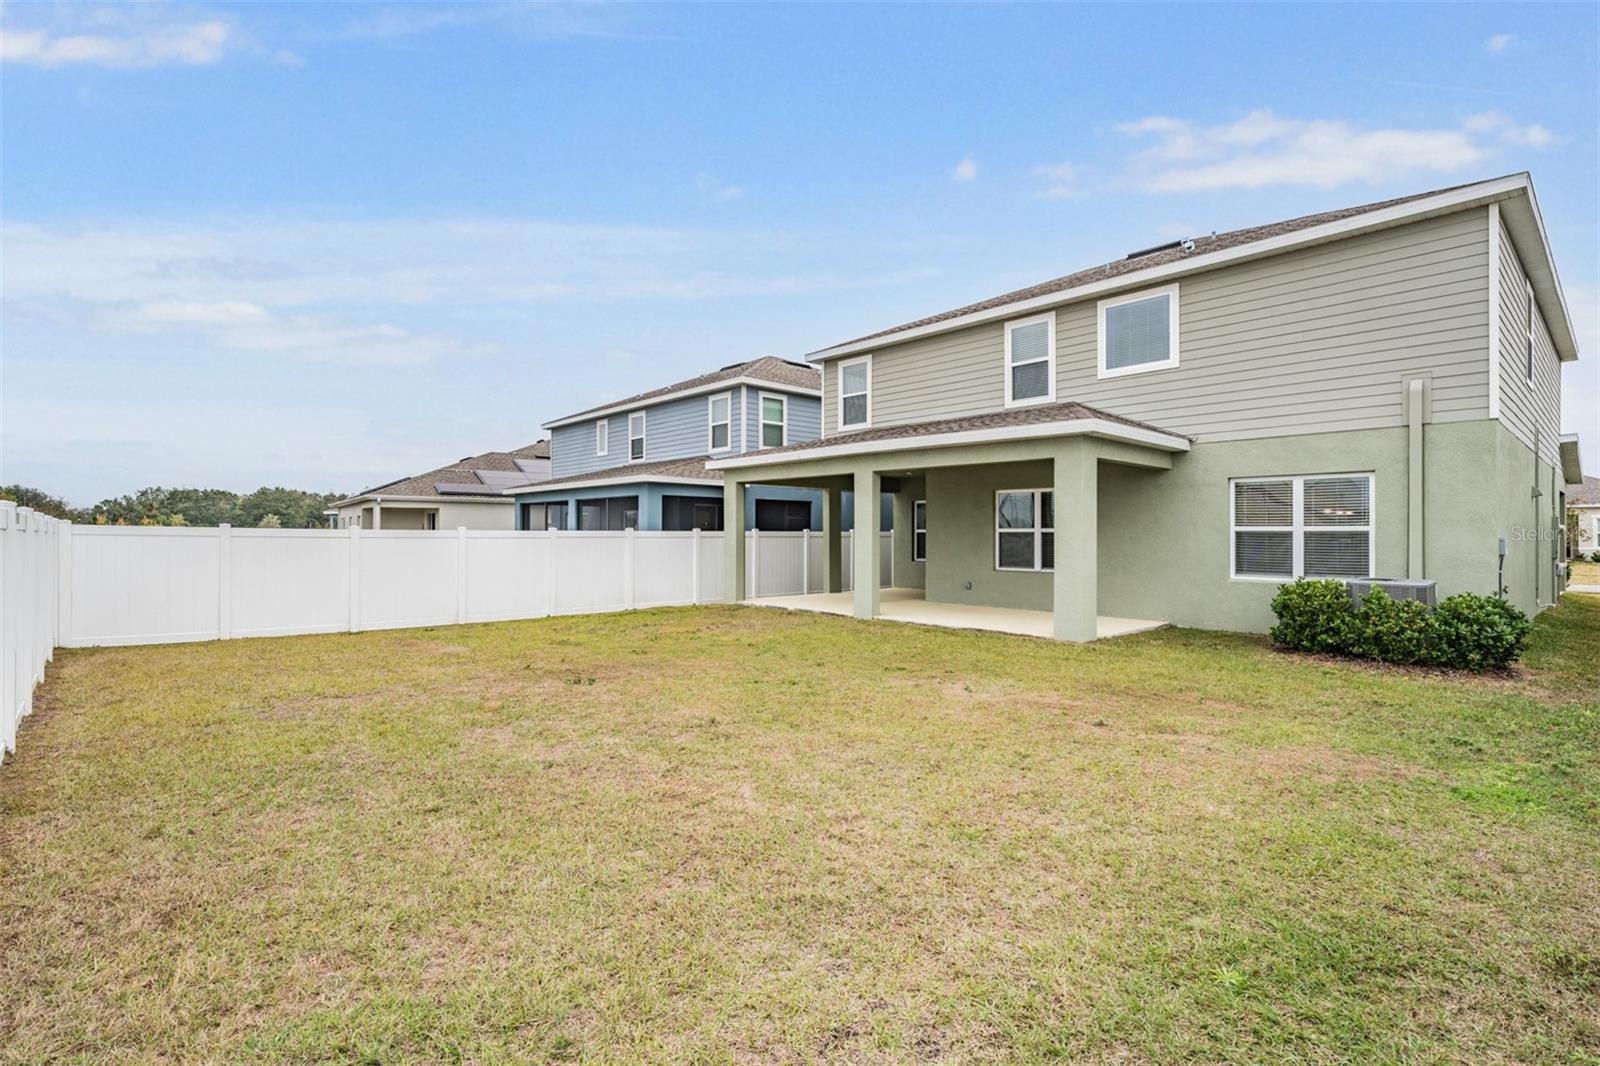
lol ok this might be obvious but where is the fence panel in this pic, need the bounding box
[231,528,351,638]
[2,504,63,763]
[551,532,628,614]
[697,531,725,603]
[634,532,696,607]
[67,526,221,646]
[359,532,459,631]
[463,531,552,623]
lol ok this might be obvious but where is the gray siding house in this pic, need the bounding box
[508,357,887,532]
[711,173,1582,639]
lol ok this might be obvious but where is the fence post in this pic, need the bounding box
[347,525,361,633]
[217,524,233,640]
[0,503,11,758]
[57,522,72,648]
[456,526,468,624]
[802,528,811,595]
[623,528,636,610]
[751,528,761,600]
[691,528,702,605]
[545,529,558,616]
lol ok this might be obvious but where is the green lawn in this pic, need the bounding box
[1571,559,1600,585]
[3,598,1598,1064]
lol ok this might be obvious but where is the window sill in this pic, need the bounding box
[1097,357,1179,380]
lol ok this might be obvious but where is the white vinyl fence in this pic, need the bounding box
[56,525,894,648]
[1,520,892,760]
[1,504,65,764]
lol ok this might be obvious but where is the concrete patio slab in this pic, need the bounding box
[745,587,1167,641]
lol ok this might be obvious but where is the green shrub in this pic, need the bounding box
[1269,579,1356,654]
[1349,587,1433,665]
[1430,593,1531,671]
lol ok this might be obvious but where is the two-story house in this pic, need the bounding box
[710,173,1582,640]
[507,357,890,532]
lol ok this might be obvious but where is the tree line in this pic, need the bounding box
[1,484,343,528]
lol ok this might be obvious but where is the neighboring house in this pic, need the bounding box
[1567,468,1600,559]
[506,357,890,531]
[710,172,1582,639]
[330,442,552,530]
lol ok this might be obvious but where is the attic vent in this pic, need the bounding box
[1124,239,1184,260]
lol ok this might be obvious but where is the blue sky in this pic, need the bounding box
[2,1,1596,505]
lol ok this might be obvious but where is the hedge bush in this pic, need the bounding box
[1349,587,1433,665]
[1268,579,1355,654]
[1268,579,1531,671]
[1429,592,1532,671]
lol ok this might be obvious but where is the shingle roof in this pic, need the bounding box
[548,356,820,424]
[1570,476,1600,506]
[510,456,718,493]
[711,402,1186,466]
[342,441,551,503]
[824,176,1507,351]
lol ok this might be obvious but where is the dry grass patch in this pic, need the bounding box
[2,601,1598,1064]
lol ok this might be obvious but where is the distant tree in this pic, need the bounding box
[256,513,283,528]
[240,487,337,529]
[165,488,244,528]
[0,485,76,520]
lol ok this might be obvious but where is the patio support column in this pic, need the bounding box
[723,476,746,604]
[822,485,844,594]
[852,468,881,619]
[1052,440,1098,642]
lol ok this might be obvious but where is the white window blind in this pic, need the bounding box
[1231,474,1374,580]
[628,412,646,461]
[708,393,731,451]
[1005,314,1053,405]
[1098,285,1178,378]
[761,394,786,448]
[840,358,870,428]
[596,419,608,456]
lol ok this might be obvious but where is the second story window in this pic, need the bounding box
[761,393,786,448]
[628,411,646,461]
[596,419,608,456]
[1004,312,1055,406]
[1098,283,1179,379]
[1525,281,1535,381]
[839,356,871,430]
[708,392,732,452]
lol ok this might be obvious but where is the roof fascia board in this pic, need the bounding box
[501,474,715,495]
[807,174,1537,363]
[706,418,1191,471]
[544,377,822,429]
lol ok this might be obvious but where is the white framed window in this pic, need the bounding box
[628,411,646,461]
[708,392,732,452]
[838,355,871,430]
[1004,311,1055,407]
[913,500,927,562]
[1525,280,1535,381]
[595,419,609,456]
[995,489,1053,572]
[760,392,787,448]
[1230,473,1375,581]
[1098,283,1179,379]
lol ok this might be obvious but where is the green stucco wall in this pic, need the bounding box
[895,418,1554,634]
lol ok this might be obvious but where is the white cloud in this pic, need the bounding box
[1464,110,1559,148]
[1031,162,1086,200]
[951,155,977,182]
[695,173,745,200]
[110,300,487,367]
[1112,109,1556,193]
[0,17,236,69]
[1485,33,1515,54]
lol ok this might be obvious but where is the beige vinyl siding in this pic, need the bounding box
[822,209,1492,441]
[1494,215,1563,465]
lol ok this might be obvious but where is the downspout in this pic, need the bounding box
[1406,378,1425,580]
